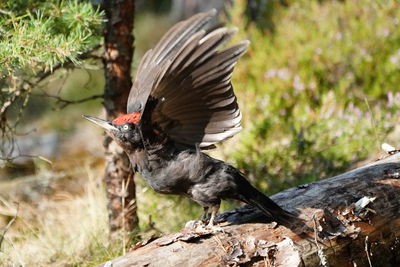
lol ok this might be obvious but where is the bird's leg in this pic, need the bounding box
[188,204,227,234]
[185,207,211,230]
[201,207,209,222]
[207,204,220,227]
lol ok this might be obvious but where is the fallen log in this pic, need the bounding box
[100,153,400,267]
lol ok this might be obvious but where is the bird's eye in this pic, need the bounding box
[123,125,129,131]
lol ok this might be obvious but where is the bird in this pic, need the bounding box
[84,9,295,227]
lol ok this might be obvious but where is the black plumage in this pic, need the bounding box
[84,9,295,227]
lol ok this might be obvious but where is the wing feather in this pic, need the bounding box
[127,10,249,149]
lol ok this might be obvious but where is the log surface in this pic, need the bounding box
[100,154,400,267]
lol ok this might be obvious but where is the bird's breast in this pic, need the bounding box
[140,168,192,195]
[132,147,207,195]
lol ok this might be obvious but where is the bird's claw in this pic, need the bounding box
[184,220,229,234]
[204,224,227,234]
[198,220,229,234]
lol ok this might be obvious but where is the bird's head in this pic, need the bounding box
[83,112,142,151]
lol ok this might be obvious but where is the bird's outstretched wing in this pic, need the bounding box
[127,9,248,149]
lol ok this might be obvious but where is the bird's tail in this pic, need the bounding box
[237,177,296,226]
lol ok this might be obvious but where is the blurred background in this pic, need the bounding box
[1,0,400,265]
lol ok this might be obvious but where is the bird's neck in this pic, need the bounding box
[128,148,149,172]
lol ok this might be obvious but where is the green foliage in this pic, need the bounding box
[0,0,103,158]
[225,0,400,193]
[0,0,103,74]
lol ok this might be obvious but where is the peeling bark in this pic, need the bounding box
[99,153,400,266]
[101,0,138,233]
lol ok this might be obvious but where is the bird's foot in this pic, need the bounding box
[204,224,227,234]
[213,216,227,225]
[200,216,226,225]
[184,220,229,234]
[200,215,209,224]
[195,222,227,234]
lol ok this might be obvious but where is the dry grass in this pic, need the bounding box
[0,164,121,266]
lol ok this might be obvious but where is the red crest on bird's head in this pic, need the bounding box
[112,112,141,125]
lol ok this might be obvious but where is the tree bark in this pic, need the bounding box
[99,153,400,266]
[101,0,138,235]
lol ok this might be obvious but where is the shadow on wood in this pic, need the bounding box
[100,153,400,266]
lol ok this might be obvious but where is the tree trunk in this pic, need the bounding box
[99,153,400,266]
[101,0,138,235]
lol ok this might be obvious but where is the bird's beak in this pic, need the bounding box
[82,115,118,131]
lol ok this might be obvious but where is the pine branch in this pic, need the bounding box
[0,44,104,160]
[33,92,104,109]
[36,44,102,84]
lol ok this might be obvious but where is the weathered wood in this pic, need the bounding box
[100,153,400,266]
